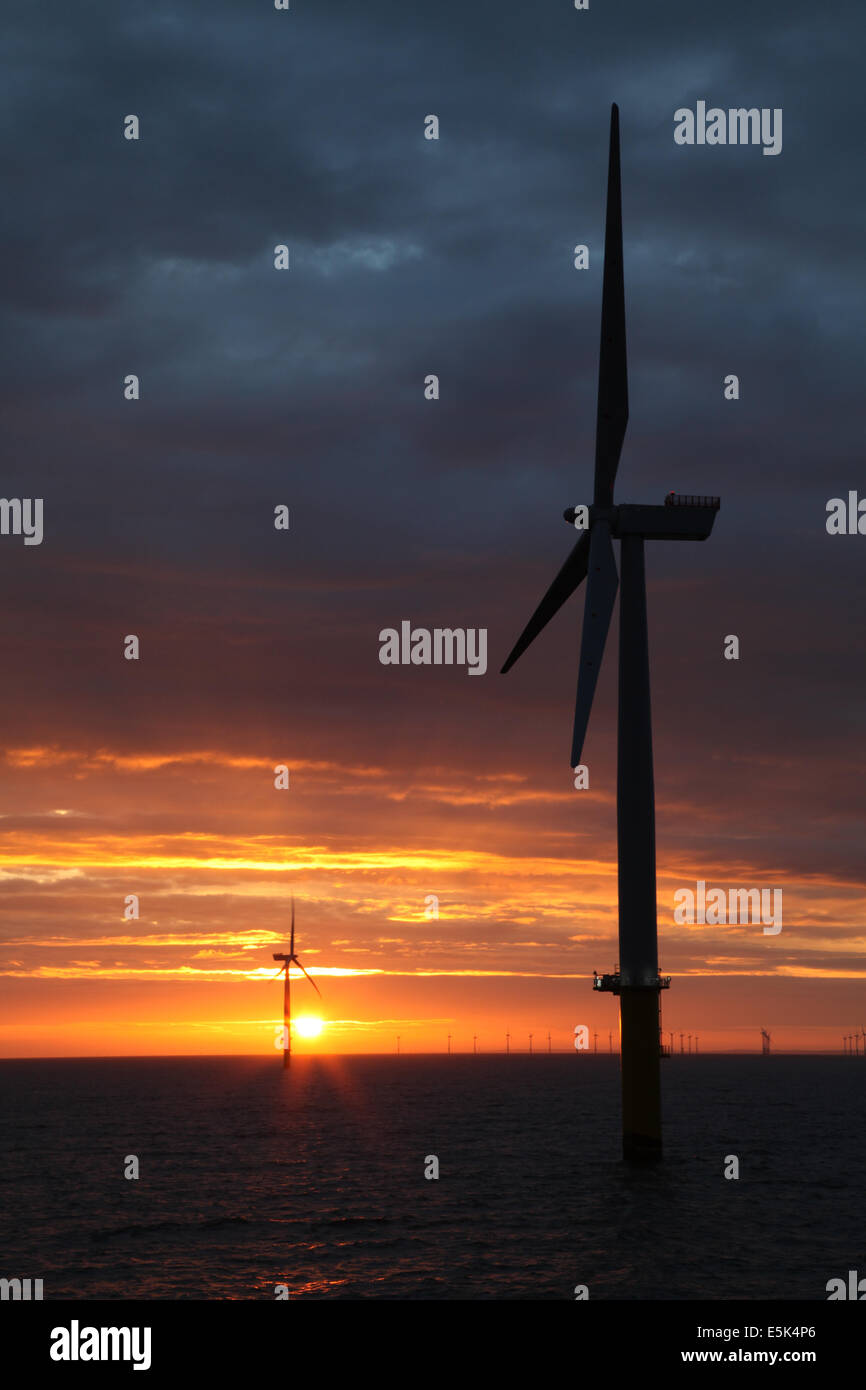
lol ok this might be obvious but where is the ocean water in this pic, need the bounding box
[0,1055,862,1300]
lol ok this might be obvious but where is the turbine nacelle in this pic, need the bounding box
[273,954,321,995]
[563,499,720,542]
[272,896,322,997]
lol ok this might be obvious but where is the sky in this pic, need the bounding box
[1,0,864,1056]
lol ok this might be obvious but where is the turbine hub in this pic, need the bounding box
[563,504,617,527]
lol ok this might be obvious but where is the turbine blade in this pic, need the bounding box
[594,103,628,507]
[290,895,295,956]
[570,521,618,766]
[501,531,591,673]
[293,957,322,997]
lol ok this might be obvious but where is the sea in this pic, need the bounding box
[0,1055,862,1301]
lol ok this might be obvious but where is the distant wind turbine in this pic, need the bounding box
[272,896,321,1071]
[500,104,719,1162]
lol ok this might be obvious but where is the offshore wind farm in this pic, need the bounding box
[1,0,863,1328]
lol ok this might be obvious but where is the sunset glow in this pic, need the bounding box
[294,1017,324,1039]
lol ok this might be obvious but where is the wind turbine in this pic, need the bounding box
[501,104,720,1162]
[272,896,321,1071]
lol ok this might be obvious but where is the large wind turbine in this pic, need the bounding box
[501,104,720,1162]
[273,896,321,1070]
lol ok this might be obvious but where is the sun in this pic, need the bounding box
[294,1016,324,1039]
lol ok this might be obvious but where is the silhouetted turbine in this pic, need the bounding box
[272,896,321,1071]
[501,105,719,1161]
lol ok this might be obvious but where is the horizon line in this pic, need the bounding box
[0,1049,858,1062]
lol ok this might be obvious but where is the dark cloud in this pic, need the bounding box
[0,0,863,918]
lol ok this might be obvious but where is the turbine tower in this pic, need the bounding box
[501,104,719,1162]
[272,896,321,1071]
[761,1028,771,1056]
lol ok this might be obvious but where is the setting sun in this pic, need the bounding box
[294,1016,324,1040]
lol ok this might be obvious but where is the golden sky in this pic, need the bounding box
[2,738,863,1056]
